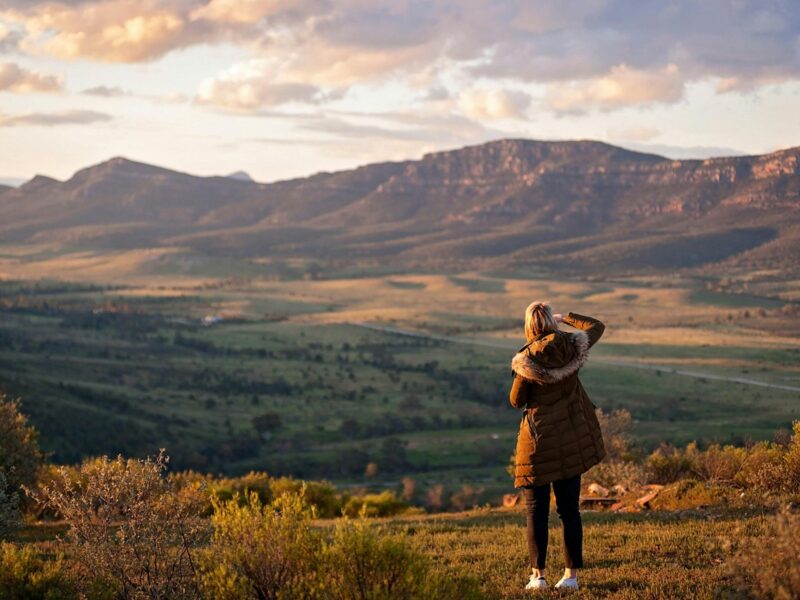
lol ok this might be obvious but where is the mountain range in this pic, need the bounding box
[1,138,798,276]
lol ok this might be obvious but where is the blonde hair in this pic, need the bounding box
[524,300,558,342]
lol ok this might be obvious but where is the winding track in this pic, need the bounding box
[347,321,800,394]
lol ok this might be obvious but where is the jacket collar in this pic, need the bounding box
[511,331,590,384]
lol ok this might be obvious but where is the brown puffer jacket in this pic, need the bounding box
[509,312,606,488]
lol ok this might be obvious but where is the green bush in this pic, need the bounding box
[0,394,44,515]
[0,471,20,540]
[200,488,321,600]
[270,476,343,518]
[342,490,409,518]
[645,443,697,484]
[734,441,786,492]
[0,542,77,600]
[321,516,484,600]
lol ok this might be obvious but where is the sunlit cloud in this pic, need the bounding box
[457,88,532,120]
[545,64,685,115]
[195,58,322,109]
[0,61,62,93]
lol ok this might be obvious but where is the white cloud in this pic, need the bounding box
[0,61,62,92]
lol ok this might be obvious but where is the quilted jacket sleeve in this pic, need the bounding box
[509,373,531,409]
[562,312,605,349]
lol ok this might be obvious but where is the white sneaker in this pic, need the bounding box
[524,574,547,591]
[554,576,579,589]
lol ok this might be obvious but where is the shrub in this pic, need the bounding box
[0,541,77,599]
[321,516,484,600]
[200,488,321,600]
[0,471,20,540]
[449,485,482,512]
[34,450,207,600]
[584,458,648,489]
[734,441,786,492]
[645,443,697,484]
[342,490,409,518]
[783,420,800,493]
[269,476,343,518]
[727,508,800,599]
[596,408,635,460]
[649,479,735,510]
[691,444,745,484]
[0,394,44,510]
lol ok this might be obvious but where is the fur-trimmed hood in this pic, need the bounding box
[511,330,590,384]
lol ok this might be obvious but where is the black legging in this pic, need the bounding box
[523,474,583,570]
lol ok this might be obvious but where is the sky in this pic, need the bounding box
[1,0,799,184]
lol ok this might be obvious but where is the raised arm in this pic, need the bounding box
[562,312,605,349]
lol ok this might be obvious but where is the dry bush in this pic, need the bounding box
[449,485,483,512]
[596,408,635,460]
[0,541,77,599]
[33,450,207,600]
[200,488,321,600]
[726,508,800,599]
[585,458,648,489]
[734,441,786,492]
[690,444,745,484]
[645,443,697,484]
[424,483,449,512]
[783,420,800,493]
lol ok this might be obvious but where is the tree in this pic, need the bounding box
[252,412,283,439]
[0,393,44,492]
[0,393,44,536]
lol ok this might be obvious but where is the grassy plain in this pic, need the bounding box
[1,246,799,499]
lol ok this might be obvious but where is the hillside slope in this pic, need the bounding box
[1,139,798,275]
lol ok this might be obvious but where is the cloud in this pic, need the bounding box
[195,58,321,109]
[0,23,22,52]
[0,61,62,92]
[82,84,126,96]
[0,109,112,126]
[545,64,685,115]
[2,0,800,115]
[457,88,531,120]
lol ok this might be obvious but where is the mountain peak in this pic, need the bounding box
[226,170,255,183]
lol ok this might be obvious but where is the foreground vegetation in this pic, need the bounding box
[2,394,800,598]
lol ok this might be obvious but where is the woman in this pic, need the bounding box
[509,301,606,592]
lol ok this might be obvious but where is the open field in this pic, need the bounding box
[1,258,799,498]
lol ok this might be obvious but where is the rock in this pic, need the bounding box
[587,483,610,497]
[635,485,664,509]
[502,493,520,507]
